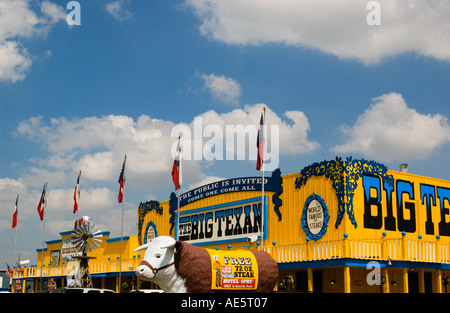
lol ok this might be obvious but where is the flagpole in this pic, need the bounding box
[177,188,180,240]
[13,226,17,263]
[13,225,17,289]
[174,134,182,241]
[261,168,265,251]
[118,155,126,293]
[40,215,44,290]
[119,186,124,292]
[12,213,17,293]
[77,170,81,221]
[260,107,265,251]
[13,194,18,269]
[40,182,47,291]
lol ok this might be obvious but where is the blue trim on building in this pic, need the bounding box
[106,236,130,243]
[278,258,450,271]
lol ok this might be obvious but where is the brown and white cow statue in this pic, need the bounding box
[135,236,278,293]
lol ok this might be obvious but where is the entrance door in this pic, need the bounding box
[295,270,323,293]
[424,272,432,293]
[313,270,323,293]
[408,271,419,293]
[296,271,308,292]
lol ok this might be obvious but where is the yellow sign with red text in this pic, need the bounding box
[207,249,258,290]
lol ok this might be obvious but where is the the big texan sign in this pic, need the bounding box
[295,157,450,237]
[177,196,268,244]
[168,169,283,241]
[362,174,450,236]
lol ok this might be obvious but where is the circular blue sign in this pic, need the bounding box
[301,193,329,241]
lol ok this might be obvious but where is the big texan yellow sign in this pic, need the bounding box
[207,249,258,290]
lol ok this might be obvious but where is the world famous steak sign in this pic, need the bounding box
[168,169,283,243]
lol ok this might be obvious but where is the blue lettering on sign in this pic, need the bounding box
[168,170,283,236]
[179,178,265,206]
[176,196,268,245]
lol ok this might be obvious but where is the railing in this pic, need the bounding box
[265,238,450,264]
[349,239,382,259]
[13,258,143,280]
[13,238,450,279]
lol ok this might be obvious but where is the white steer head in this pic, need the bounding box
[135,236,177,281]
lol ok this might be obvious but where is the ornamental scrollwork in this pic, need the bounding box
[137,200,163,245]
[295,156,394,229]
[295,157,346,229]
[344,156,394,229]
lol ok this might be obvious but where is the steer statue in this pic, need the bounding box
[135,236,279,293]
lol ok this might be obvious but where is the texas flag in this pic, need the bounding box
[256,107,265,171]
[12,194,19,229]
[5,264,13,278]
[73,170,81,214]
[37,183,47,221]
[172,135,182,190]
[118,155,126,203]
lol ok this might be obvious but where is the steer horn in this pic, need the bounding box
[134,243,151,252]
[160,243,176,249]
[134,237,177,252]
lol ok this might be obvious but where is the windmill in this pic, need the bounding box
[71,217,102,287]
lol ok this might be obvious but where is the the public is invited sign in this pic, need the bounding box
[207,249,258,290]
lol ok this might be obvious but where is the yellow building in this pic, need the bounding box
[13,157,450,293]
[12,229,143,293]
[137,157,450,293]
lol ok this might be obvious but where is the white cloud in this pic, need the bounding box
[16,104,318,187]
[331,92,450,161]
[0,0,65,83]
[187,175,226,191]
[16,114,177,188]
[0,39,32,83]
[0,178,41,227]
[40,1,67,25]
[185,0,450,65]
[0,176,126,239]
[0,0,39,39]
[105,0,133,21]
[201,73,242,105]
[0,177,24,191]
[172,104,319,169]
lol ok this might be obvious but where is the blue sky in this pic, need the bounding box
[1,0,450,267]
